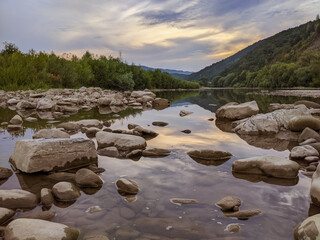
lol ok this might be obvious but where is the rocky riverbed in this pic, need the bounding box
[0,88,320,239]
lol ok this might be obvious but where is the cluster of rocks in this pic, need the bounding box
[214,99,320,239]
[0,88,170,122]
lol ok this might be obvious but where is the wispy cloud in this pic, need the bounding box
[0,0,317,71]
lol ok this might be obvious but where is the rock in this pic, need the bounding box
[299,127,320,143]
[0,167,13,180]
[77,119,103,129]
[19,210,56,221]
[116,178,139,195]
[152,98,170,110]
[142,148,171,157]
[56,122,80,131]
[290,145,319,159]
[52,182,80,202]
[306,165,317,172]
[75,168,103,188]
[126,150,143,159]
[131,91,156,99]
[134,126,158,138]
[294,100,320,109]
[300,138,317,146]
[84,235,110,240]
[7,98,20,105]
[7,125,23,131]
[232,156,300,179]
[223,209,261,220]
[179,110,193,117]
[226,224,240,233]
[85,127,101,138]
[33,129,70,139]
[289,116,320,131]
[16,100,36,110]
[170,198,198,205]
[25,117,37,122]
[0,207,15,225]
[294,214,320,240]
[115,226,140,240]
[234,105,310,135]
[216,101,259,120]
[36,99,54,110]
[41,188,54,207]
[181,129,191,134]
[187,149,232,161]
[152,121,168,127]
[97,146,120,158]
[216,196,241,212]
[88,164,105,174]
[4,218,79,240]
[305,156,320,162]
[103,121,112,127]
[0,189,38,209]
[96,132,146,151]
[10,138,97,173]
[128,124,139,130]
[9,115,23,125]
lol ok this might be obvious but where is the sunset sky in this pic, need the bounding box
[0,0,318,71]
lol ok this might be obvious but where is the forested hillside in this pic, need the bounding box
[212,19,320,88]
[186,41,262,83]
[0,44,200,91]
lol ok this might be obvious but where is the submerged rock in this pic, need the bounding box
[187,149,232,161]
[181,129,191,134]
[294,214,320,240]
[170,198,198,205]
[152,121,168,127]
[216,196,241,212]
[116,178,139,195]
[232,156,300,179]
[52,182,81,202]
[10,138,97,173]
[75,168,104,188]
[216,101,259,120]
[288,116,320,131]
[98,146,120,158]
[0,189,38,209]
[223,209,261,220]
[4,218,79,240]
[142,148,171,158]
[0,207,15,225]
[18,210,56,221]
[33,129,70,139]
[226,224,241,233]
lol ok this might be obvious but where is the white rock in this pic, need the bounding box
[216,101,259,120]
[33,129,70,139]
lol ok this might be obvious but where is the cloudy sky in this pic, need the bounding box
[0,0,318,71]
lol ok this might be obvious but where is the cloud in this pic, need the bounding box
[0,0,317,71]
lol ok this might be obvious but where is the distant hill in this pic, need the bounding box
[140,66,193,80]
[187,40,262,82]
[212,19,320,88]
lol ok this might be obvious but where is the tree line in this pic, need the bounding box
[0,44,200,91]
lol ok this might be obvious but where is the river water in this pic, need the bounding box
[0,89,318,240]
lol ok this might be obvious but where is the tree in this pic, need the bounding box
[316,14,319,21]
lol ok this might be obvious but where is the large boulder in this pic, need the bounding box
[0,189,38,209]
[234,105,310,135]
[288,116,320,131]
[216,101,259,120]
[52,182,80,202]
[290,145,319,159]
[294,214,320,240]
[96,132,146,151]
[10,138,97,173]
[33,129,70,139]
[75,168,104,188]
[232,156,300,179]
[4,218,79,240]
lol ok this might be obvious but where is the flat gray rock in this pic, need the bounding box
[10,138,97,173]
[232,156,300,179]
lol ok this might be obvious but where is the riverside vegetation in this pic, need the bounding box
[0,43,200,91]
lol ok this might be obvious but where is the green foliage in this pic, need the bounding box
[209,19,320,88]
[0,43,200,91]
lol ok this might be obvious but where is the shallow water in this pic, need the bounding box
[0,89,319,240]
